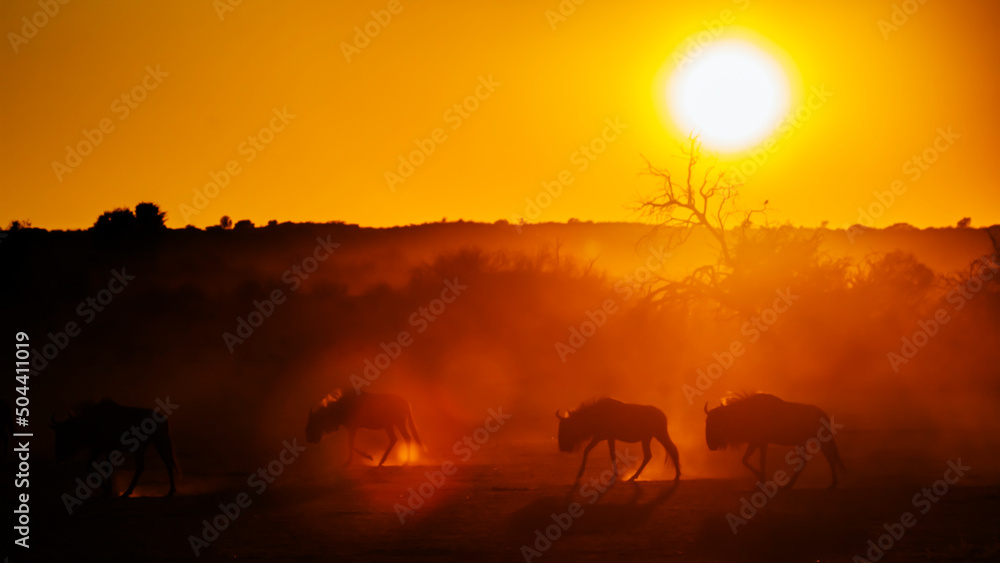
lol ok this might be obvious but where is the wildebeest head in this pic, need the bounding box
[704,402,728,451]
[306,390,345,444]
[50,411,86,461]
[555,409,583,453]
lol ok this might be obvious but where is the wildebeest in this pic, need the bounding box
[50,399,178,497]
[704,393,845,489]
[556,398,681,482]
[306,390,423,466]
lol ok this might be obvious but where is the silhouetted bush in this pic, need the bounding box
[92,207,136,236]
[135,202,167,232]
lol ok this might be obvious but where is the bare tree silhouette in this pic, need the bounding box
[988,225,1000,256]
[634,137,852,318]
[4,219,31,231]
[637,137,762,267]
[635,137,776,313]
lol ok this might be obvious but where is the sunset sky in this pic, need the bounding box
[2,0,998,230]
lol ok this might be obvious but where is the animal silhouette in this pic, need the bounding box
[704,392,845,489]
[306,390,423,466]
[556,398,681,482]
[51,399,178,497]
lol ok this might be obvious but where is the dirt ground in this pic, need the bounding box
[10,441,1000,563]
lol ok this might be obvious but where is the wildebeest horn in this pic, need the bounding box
[555,409,569,420]
[704,402,709,415]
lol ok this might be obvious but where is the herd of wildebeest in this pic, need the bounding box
[0,389,846,496]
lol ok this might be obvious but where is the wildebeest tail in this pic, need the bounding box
[406,405,426,452]
[828,436,847,471]
[657,421,681,474]
[160,421,182,478]
[171,437,182,478]
[820,417,846,472]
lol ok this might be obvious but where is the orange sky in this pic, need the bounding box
[2,0,998,230]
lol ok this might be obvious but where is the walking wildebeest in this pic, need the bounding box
[306,390,423,466]
[556,398,681,482]
[51,399,178,497]
[704,393,845,489]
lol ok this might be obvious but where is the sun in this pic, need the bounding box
[666,38,791,153]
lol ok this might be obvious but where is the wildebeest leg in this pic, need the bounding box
[821,441,839,489]
[396,419,412,464]
[783,452,808,489]
[378,428,398,466]
[576,438,601,480]
[153,436,177,497]
[741,444,764,482]
[758,444,768,482]
[90,451,113,496]
[607,438,618,480]
[344,427,357,467]
[628,438,653,481]
[123,445,148,497]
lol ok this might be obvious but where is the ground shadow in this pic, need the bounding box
[694,488,871,562]
[506,480,680,537]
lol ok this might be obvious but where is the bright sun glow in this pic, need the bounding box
[668,39,791,152]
